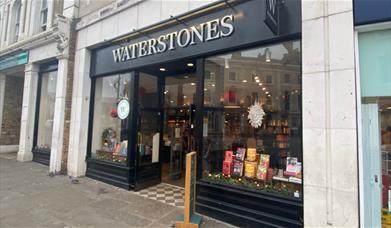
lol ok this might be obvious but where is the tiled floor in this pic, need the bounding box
[135,183,185,208]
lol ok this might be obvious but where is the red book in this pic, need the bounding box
[222,160,233,175]
[225,151,233,162]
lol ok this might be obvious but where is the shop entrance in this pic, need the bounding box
[161,74,197,188]
[136,61,197,190]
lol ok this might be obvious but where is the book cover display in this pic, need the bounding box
[222,151,234,175]
[256,154,270,180]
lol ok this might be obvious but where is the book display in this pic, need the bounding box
[95,127,128,164]
[211,146,302,198]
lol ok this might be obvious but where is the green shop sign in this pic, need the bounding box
[0,51,29,71]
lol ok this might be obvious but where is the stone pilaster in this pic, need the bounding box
[67,48,91,177]
[17,64,39,162]
[0,74,5,137]
[49,56,68,173]
[302,0,358,226]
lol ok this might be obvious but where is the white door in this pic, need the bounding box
[362,103,382,227]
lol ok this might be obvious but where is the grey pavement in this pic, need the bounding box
[0,153,232,228]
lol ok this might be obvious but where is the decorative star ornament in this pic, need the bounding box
[248,101,265,128]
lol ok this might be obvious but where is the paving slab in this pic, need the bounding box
[0,153,233,228]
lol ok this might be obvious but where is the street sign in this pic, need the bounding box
[176,151,202,228]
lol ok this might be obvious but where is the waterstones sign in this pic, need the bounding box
[112,15,234,63]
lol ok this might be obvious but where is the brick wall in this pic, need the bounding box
[0,76,24,145]
[61,19,77,173]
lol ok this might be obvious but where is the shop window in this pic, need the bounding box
[203,40,302,198]
[35,71,57,150]
[91,74,131,164]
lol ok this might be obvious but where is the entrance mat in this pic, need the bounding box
[135,183,184,208]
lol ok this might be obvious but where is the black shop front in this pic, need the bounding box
[86,0,303,226]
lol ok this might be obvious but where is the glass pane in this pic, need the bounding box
[139,73,158,109]
[359,29,391,97]
[91,74,131,165]
[138,73,160,165]
[36,71,57,150]
[202,40,302,198]
[138,110,160,165]
[164,74,196,107]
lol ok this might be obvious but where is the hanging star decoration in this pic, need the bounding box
[248,101,265,128]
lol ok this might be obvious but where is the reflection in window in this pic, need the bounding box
[36,71,57,150]
[203,40,302,198]
[91,74,131,164]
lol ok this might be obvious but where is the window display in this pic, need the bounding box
[202,41,302,198]
[91,74,131,164]
[35,71,57,150]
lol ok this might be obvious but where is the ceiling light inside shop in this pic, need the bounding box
[265,91,269,94]
[254,76,259,80]
[242,80,247,83]
[262,87,266,91]
[184,75,189,78]
[160,68,166,71]
[259,83,263,86]
[204,88,208,91]
[267,94,271,97]
[190,82,196,86]
[255,79,260,83]
[387,106,391,110]
[187,63,194,67]
[164,91,168,94]
[211,84,215,87]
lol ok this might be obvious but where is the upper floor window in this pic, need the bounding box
[40,0,48,31]
[14,0,21,42]
[4,4,10,42]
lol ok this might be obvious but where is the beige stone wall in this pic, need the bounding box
[302,0,358,226]
[0,76,24,146]
[78,0,115,17]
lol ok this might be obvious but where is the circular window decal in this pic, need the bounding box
[117,99,130,120]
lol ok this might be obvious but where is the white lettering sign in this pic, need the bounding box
[112,15,235,63]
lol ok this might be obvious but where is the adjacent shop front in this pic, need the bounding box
[86,0,302,226]
[31,61,58,165]
[355,0,391,226]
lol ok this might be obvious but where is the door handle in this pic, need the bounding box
[374,175,378,183]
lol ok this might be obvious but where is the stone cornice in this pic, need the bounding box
[0,28,57,57]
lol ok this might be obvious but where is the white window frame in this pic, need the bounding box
[40,0,48,31]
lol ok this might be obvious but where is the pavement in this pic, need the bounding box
[0,153,232,228]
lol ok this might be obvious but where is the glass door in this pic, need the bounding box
[161,73,197,188]
[134,72,163,189]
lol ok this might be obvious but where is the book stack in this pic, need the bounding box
[222,150,234,175]
[233,148,246,176]
[256,154,270,180]
[244,148,258,178]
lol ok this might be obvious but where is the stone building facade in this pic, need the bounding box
[0,0,389,227]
